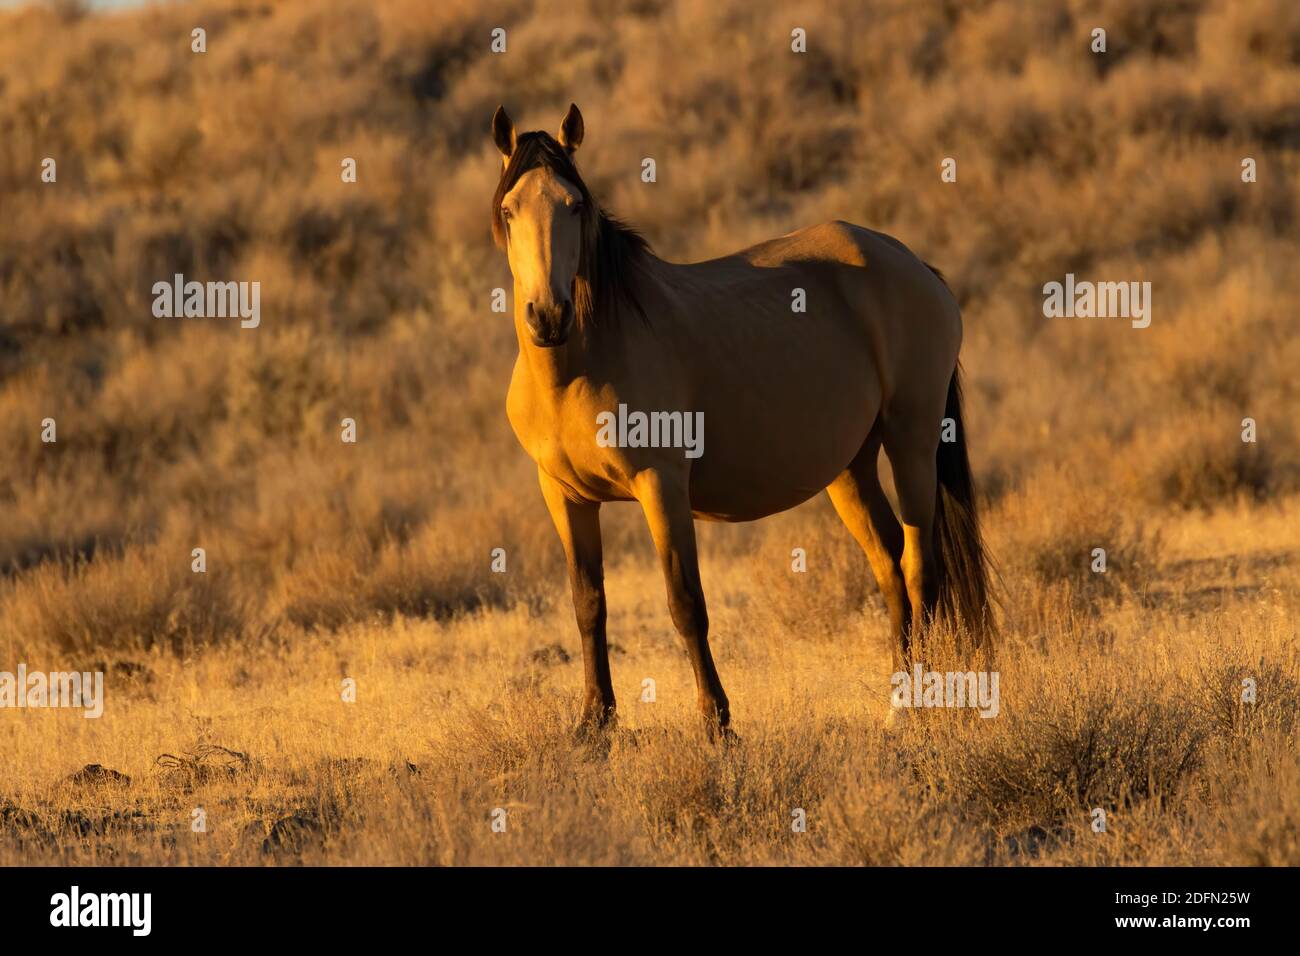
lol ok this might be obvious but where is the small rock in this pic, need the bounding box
[261,813,325,855]
[529,643,571,666]
[65,764,131,787]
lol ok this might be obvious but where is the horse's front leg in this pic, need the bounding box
[633,468,730,734]
[538,470,615,730]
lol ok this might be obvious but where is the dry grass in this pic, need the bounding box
[1,0,1298,865]
[2,530,1298,865]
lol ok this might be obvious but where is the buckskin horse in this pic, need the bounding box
[491,103,993,735]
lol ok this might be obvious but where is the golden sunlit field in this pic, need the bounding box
[1,0,1298,866]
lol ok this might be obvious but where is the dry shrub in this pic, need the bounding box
[990,464,1160,632]
[1208,739,1300,866]
[0,542,249,656]
[918,679,1208,832]
[1131,413,1293,509]
[821,737,989,865]
[269,502,559,631]
[1194,654,1300,739]
[746,507,876,640]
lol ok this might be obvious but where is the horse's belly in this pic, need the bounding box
[690,487,827,522]
[688,453,854,520]
[685,379,877,521]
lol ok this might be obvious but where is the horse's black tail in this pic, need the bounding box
[933,366,997,650]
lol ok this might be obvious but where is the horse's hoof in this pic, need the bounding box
[702,709,737,746]
[573,708,616,742]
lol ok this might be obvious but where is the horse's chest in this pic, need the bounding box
[525,432,633,504]
[507,385,633,503]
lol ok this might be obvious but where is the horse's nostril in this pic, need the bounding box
[523,300,571,344]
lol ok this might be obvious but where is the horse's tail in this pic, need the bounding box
[933,366,997,651]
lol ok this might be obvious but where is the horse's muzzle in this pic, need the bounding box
[526,300,573,347]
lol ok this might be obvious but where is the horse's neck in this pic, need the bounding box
[513,319,613,398]
[514,251,674,399]
[515,327,573,394]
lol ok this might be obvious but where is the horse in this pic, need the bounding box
[491,103,994,735]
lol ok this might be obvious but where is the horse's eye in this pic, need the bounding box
[500,207,512,221]
[571,202,583,215]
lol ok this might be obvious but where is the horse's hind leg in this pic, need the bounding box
[882,420,941,656]
[827,427,912,669]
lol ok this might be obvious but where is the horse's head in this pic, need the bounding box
[491,103,590,348]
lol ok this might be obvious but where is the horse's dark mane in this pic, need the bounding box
[491,130,650,329]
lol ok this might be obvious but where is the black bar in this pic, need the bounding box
[0,866,1286,942]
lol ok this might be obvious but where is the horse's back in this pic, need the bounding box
[753,220,961,404]
[707,220,961,397]
[744,220,953,306]
[741,219,894,269]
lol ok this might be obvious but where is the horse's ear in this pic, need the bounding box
[557,103,584,153]
[492,105,515,162]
